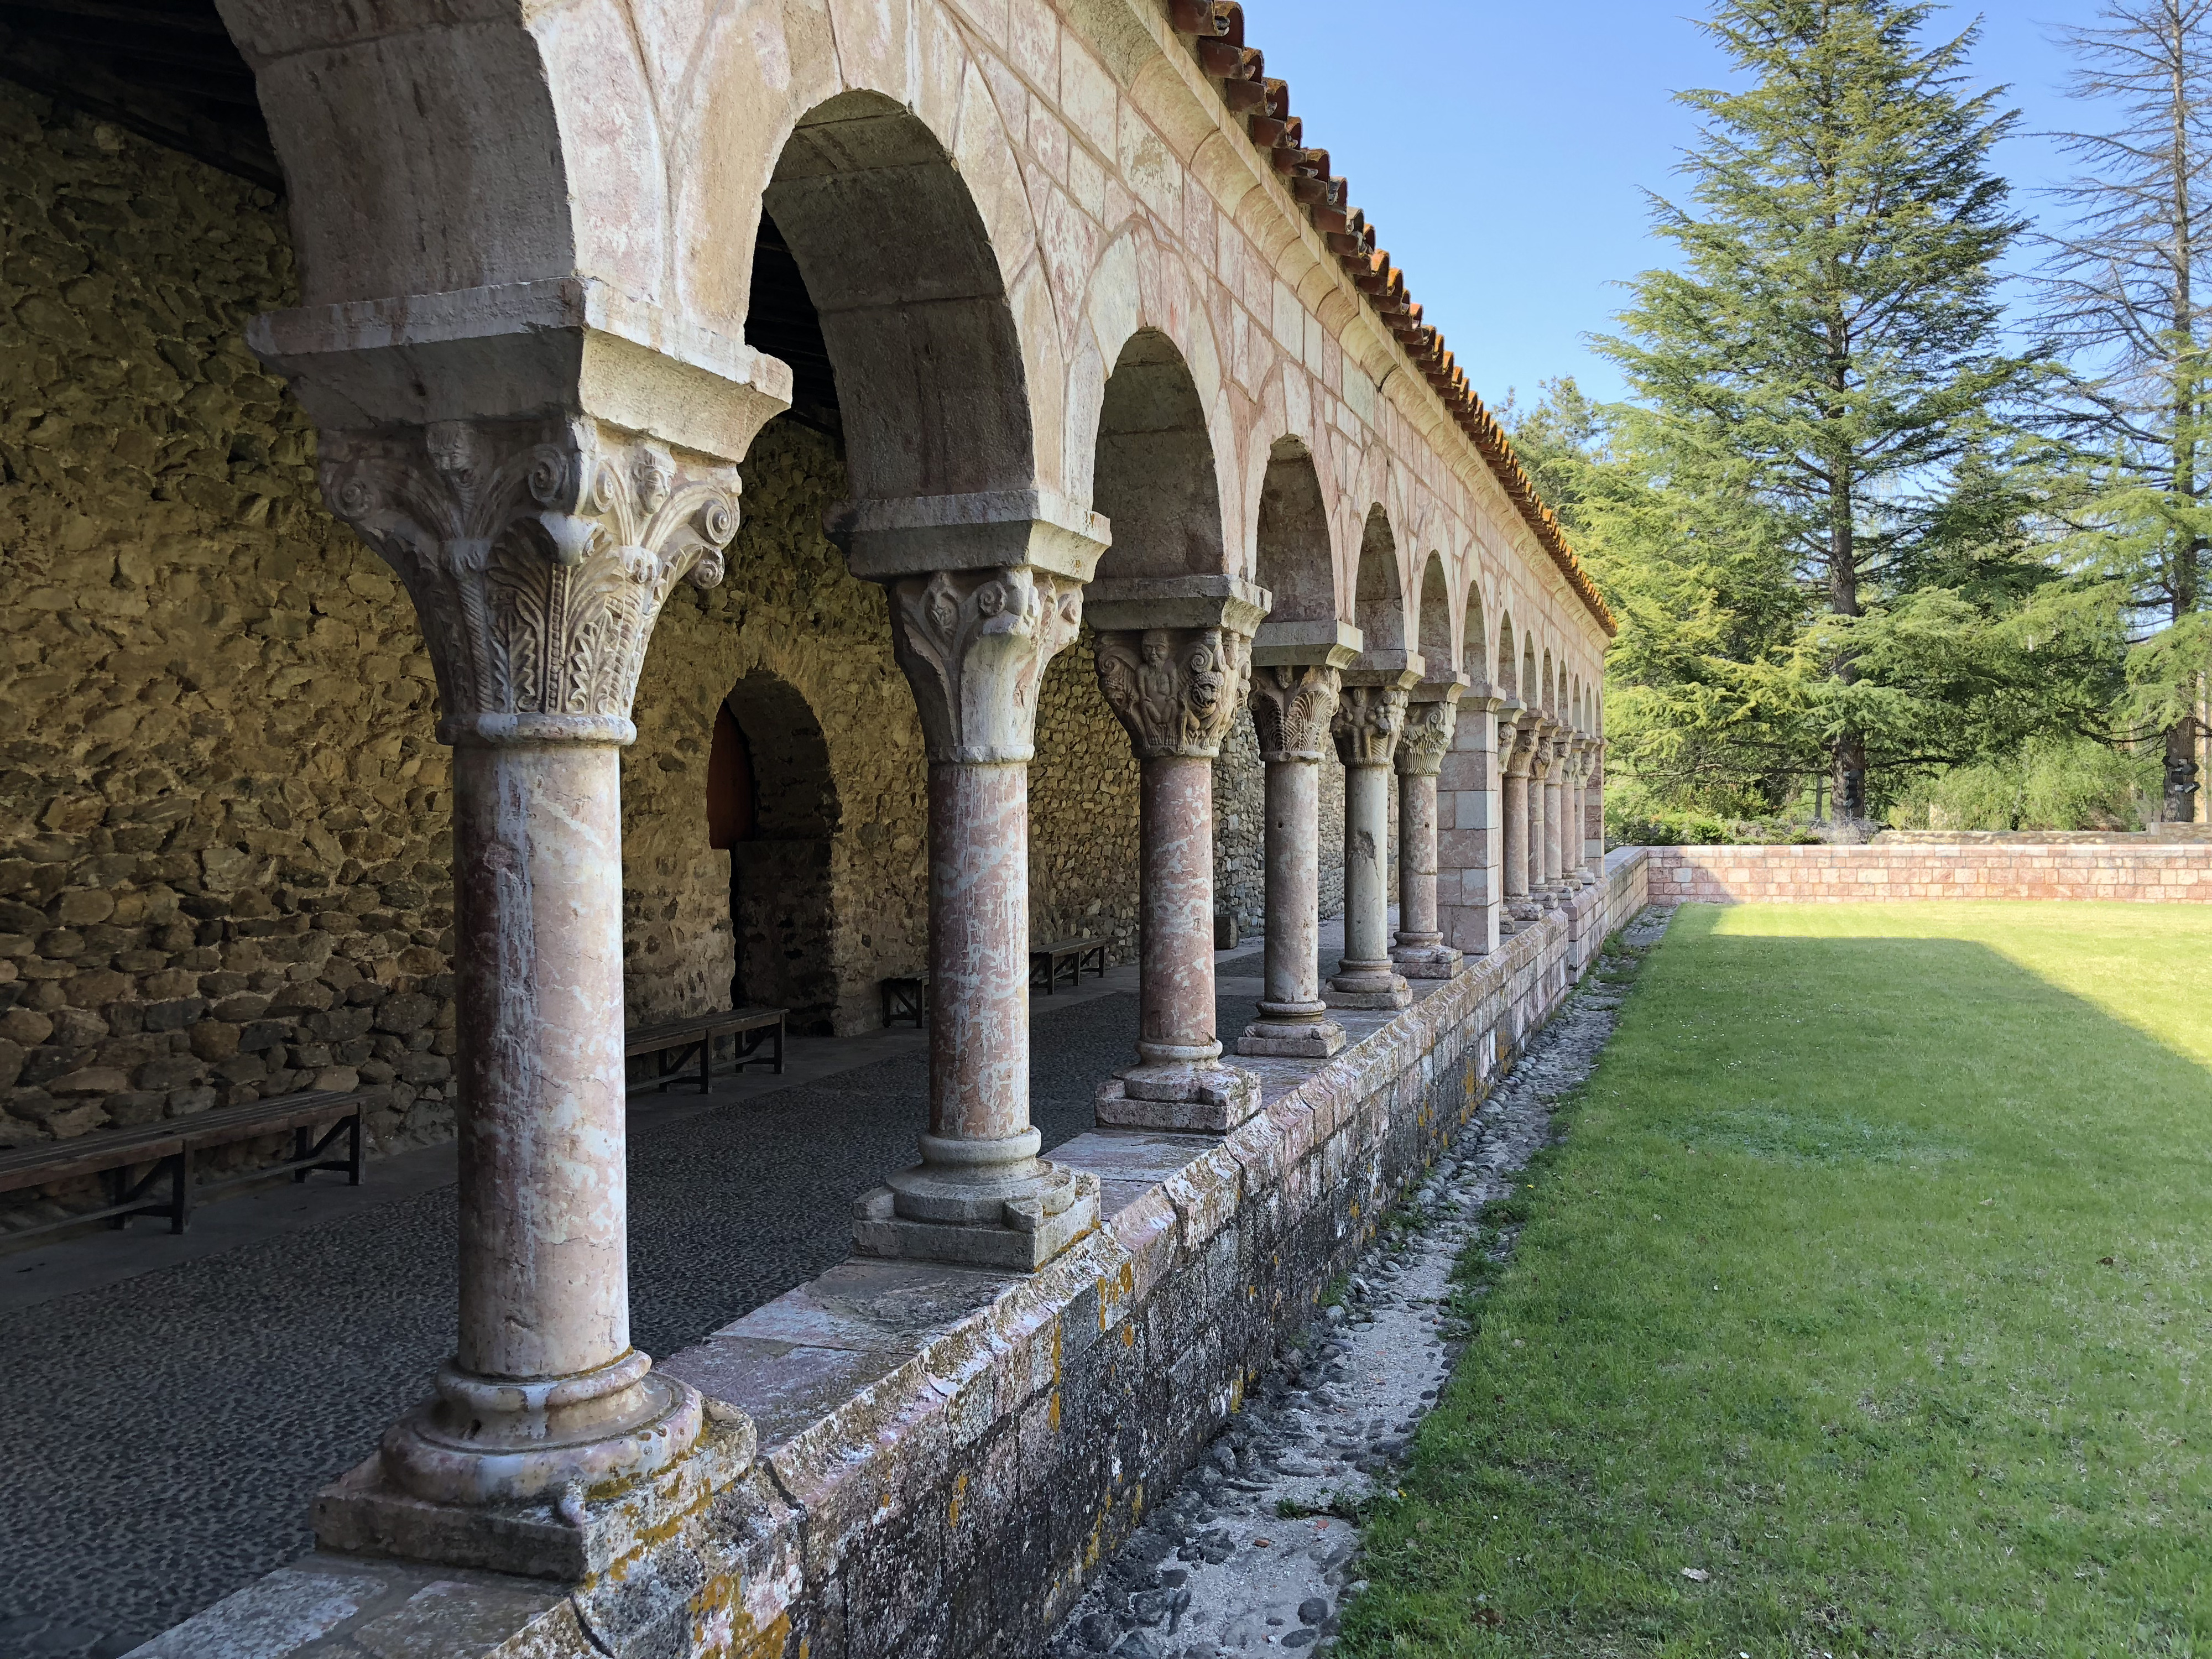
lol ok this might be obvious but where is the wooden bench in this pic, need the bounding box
[627,1006,785,1094]
[0,1089,368,1242]
[879,974,929,1029]
[1030,935,1108,994]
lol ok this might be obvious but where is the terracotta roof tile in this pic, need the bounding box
[1166,0,1617,637]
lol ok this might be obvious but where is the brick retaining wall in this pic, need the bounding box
[1646,842,2212,904]
[139,857,1651,1659]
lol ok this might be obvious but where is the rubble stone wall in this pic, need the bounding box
[0,89,1278,1221]
[0,86,463,1194]
[1646,842,2212,904]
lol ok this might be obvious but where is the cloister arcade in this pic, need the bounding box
[0,1,1615,1652]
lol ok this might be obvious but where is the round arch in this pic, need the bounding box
[1089,330,1225,580]
[763,91,1034,504]
[1254,437,1336,623]
[1354,507,1407,656]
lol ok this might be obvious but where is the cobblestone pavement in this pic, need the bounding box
[1046,909,1672,1657]
[0,991,1157,1659]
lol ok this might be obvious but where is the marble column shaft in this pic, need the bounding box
[1091,617,1261,1133]
[1391,691,1462,979]
[318,417,738,1506]
[1240,660,1348,1059]
[854,565,1100,1268]
[1498,706,1538,933]
[1328,676,1415,1010]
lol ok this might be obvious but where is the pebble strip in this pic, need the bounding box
[1047,907,1672,1657]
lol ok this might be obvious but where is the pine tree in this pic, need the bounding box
[2039,0,2212,820]
[1599,0,2035,821]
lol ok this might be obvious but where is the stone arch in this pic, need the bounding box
[1089,329,1225,579]
[763,91,1034,504]
[1416,554,1453,675]
[1496,612,1518,697]
[1254,437,1337,622]
[718,670,842,1032]
[1522,637,1538,707]
[1354,507,1407,657]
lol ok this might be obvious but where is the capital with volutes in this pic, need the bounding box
[321,416,740,749]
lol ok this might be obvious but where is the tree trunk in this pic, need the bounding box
[2164,8,2203,821]
[2165,716,2201,822]
[1827,453,1867,822]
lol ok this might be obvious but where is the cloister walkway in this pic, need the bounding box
[0,925,1366,1658]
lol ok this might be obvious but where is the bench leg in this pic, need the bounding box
[108,1165,129,1229]
[172,1149,191,1235]
[774,1021,784,1075]
[698,1033,713,1095]
[349,1109,364,1185]
[295,1124,312,1183]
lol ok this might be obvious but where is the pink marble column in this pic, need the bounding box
[1391,690,1462,978]
[854,566,1100,1268]
[1240,659,1348,1059]
[1328,674,1416,1010]
[1535,724,1566,909]
[1499,703,1542,935]
[1091,611,1262,1133]
[1568,739,1598,888]
[316,418,739,1508]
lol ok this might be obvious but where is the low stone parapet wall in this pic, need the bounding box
[1645,842,2212,904]
[137,853,1651,1659]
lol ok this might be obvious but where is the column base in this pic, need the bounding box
[316,1392,753,1582]
[1096,1062,1262,1133]
[854,1155,1099,1271]
[1324,961,1413,1010]
[1237,1015,1346,1059]
[375,1349,704,1511]
[1390,941,1463,979]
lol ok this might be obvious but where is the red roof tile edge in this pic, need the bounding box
[1165,0,1618,638]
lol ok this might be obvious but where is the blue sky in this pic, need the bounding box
[1247,0,2115,412]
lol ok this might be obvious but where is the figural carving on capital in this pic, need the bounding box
[1095,627,1253,760]
[1394,697,1459,778]
[320,416,738,746]
[1331,683,1408,768]
[1247,663,1342,764]
[888,566,1084,765]
[1503,718,1542,779]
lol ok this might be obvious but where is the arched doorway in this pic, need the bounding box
[707,671,842,1032]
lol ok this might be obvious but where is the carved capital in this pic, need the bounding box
[1395,696,1460,777]
[1094,627,1253,760]
[1503,717,1542,780]
[1332,682,1408,768]
[322,416,738,747]
[886,567,1084,765]
[1247,662,1343,764]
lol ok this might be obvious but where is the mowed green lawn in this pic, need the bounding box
[1348,901,2212,1658]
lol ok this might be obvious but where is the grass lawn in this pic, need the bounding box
[1346,901,2212,1658]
